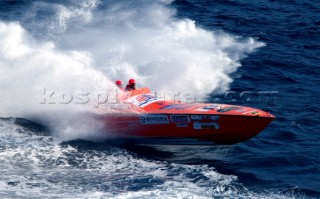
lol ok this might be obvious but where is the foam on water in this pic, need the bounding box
[0,118,295,198]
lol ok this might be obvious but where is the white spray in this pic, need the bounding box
[0,0,264,140]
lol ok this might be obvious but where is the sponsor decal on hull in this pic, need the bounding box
[126,94,164,107]
[140,114,170,124]
[193,122,201,130]
[193,122,220,130]
[200,122,220,129]
[176,123,188,127]
[159,104,179,110]
[170,115,191,123]
[159,104,195,110]
[190,115,220,122]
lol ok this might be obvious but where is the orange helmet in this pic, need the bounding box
[115,80,122,85]
[129,79,136,84]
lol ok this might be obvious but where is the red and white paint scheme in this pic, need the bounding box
[96,88,275,145]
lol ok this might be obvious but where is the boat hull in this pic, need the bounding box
[95,88,275,145]
[99,113,274,144]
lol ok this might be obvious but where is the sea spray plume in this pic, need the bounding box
[21,0,264,93]
[22,0,100,36]
[0,22,113,117]
[0,21,133,140]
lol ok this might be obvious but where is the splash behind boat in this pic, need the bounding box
[97,88,275,145]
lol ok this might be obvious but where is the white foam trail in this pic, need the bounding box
[0,120,292,198]
[0,0,264,139]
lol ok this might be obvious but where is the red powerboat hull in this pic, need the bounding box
[96,88,275,145]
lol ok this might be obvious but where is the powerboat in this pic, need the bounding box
[96,88,275,145]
